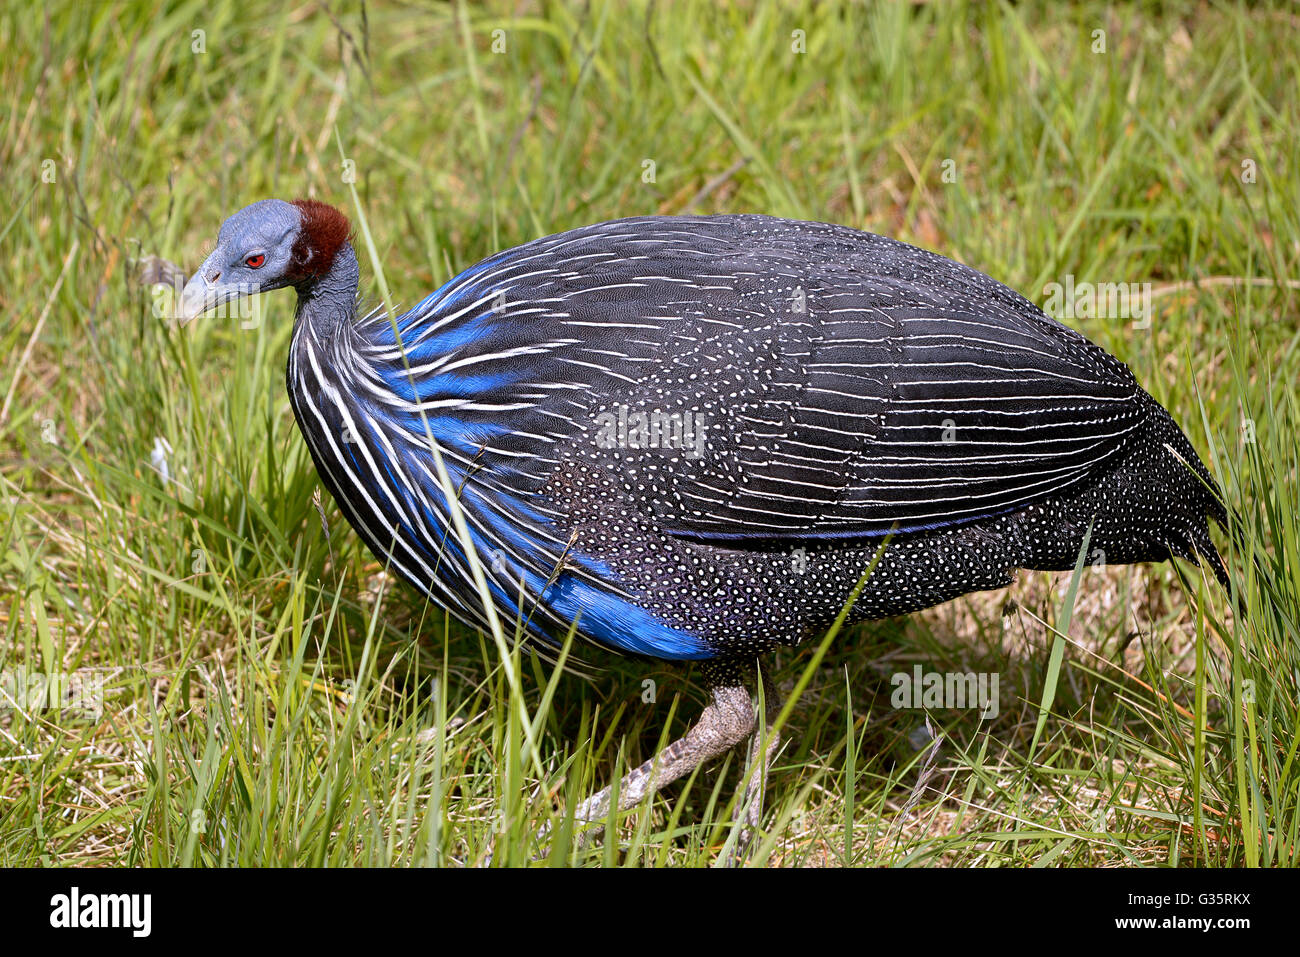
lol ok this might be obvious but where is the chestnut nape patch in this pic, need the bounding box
[289,199,351,279]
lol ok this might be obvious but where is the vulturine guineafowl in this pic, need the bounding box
[179,199,1230,850]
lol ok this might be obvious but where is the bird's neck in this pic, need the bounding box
[293,241,360,337]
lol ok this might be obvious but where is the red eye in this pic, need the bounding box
[245,254,266,269]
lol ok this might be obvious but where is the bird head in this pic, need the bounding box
[177,198,351,323]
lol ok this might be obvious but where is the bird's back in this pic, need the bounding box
[290,214,1226,659]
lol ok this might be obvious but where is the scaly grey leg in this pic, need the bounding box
[732,666,783,860]
[570,678,757,823]
[534,659,790,863]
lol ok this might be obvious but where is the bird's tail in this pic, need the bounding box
[1161,420,1237,595]
[1185,512,1231,592]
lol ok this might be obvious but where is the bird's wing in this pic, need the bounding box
[360,214,1147,545]
[635,293,1144,541]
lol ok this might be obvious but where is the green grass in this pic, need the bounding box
[1,0,1297,867]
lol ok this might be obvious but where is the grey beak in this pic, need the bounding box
[176,251,249,324]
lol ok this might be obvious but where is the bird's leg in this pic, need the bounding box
[536,659,789,862]
[733,666,783,858]
[570,664,757,825]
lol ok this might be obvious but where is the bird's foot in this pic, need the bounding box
[534,668,785,867]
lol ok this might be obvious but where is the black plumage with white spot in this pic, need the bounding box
[279,210,1228,665]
